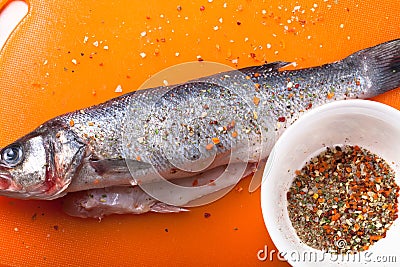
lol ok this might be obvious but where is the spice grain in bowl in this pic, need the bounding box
[287,145,399,253]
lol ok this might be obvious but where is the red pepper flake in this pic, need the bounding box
[327,92,335,99]
[253,96,260,106]
[136,155,141,161]
[331,213,341,221]
[294,83,300,89]
[212,137,220,144]
[254,83,260,90]
[253,72,260,78]
[69,119,75,127]
[205,143,214,150]
[204,212,211,218]
[278,117,286,122]
[192,179,199,186]
[236,21,242,25]
[200,5,205,11]
[356,80,361,86]
[208,180,216,186]
[231,131,238,138]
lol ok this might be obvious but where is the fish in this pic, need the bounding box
[0,39,399,219]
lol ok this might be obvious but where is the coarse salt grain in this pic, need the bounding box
[293,6,301,12]
[115,85,123,93]
[140,52,147,58]
[141,31,147,37]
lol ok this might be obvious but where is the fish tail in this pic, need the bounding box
[352,38,400,95]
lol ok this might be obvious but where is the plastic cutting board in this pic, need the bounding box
[0,0,399,266]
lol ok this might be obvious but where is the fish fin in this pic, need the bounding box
[239,61,292,74]
[353,38,400,94]
[248,158,267,193]
[150,202,189,213]
[89,158,151,178]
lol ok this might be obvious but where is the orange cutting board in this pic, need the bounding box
[0,0,398,266]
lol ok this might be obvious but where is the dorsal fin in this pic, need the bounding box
[239,61,292,74]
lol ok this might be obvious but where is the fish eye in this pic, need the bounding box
[1,144,24,167]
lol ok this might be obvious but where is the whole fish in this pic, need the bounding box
[0,39,399,219]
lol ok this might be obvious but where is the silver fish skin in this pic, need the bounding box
[0,39,399,202]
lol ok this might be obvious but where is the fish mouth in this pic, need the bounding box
[0,171,13,190]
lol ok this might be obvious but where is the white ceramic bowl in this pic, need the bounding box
[261,100,400,267]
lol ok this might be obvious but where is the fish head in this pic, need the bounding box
[0,122,86,199]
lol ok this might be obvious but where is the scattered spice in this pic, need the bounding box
[287,145,399,253]
[53,225,59,231]
[115,85,123,93]
[204,212,211,218]
[236,186,243,192]
[278,117,286,122]
[205,143,214,150]
[212,137,220,144]
[69,119,75,127]
[253,96,260,107]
